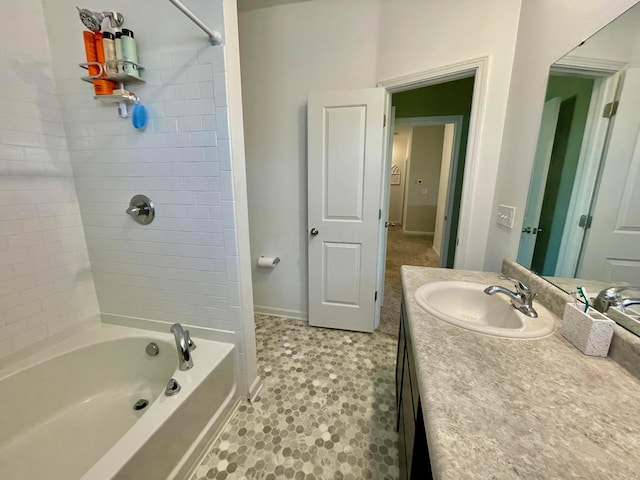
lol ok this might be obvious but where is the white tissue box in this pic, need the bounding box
[561,303,614,357]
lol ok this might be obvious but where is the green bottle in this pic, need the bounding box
[120,29,139,78]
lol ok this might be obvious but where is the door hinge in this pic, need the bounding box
[383,114,386,127]
[375,291,378,302]
[578,214,593,229]
[603,101,619,118]
[378,209,382,220]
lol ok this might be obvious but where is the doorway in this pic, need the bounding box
[377,77,474,337]
[518,70,616,277]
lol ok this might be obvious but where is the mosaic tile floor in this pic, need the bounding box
[191,315,399,480]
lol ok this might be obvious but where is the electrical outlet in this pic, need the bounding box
[497,205,516,229]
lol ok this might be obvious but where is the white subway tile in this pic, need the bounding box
[187,99,215,116]
[215,107,231,140]
[194,162,219,177]
[209,206,222,219]
[212,73,228,106]
[184,177,208,191]
[177,116,203,132]
[199,81,214,99]
[170,163,196,177]
[198,47,225,73]
[179,147,206,162]
[199,220,224,233]
[217,139,231,171]
[202,115,216,131]
[163,100,189,117]
[175,83,201,101]
[185,64,213,83]
[220,171,234,201]
[222,201,236,229]
[191,131,218,147]
[170,50,198,68]
[152,118,178,134]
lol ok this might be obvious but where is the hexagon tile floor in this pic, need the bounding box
[191,315,400,480]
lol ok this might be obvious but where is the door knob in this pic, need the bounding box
[126,194,155,225]
[310,228,319,236]
[522,226,532,233]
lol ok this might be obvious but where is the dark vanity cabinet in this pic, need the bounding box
[396,300,432,480]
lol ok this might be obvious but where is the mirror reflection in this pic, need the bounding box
[518,3,640,327]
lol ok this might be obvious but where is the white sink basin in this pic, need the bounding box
[414,281,556,339]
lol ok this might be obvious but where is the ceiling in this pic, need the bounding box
[237,0,313,13]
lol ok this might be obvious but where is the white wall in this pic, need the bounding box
[404,126,444,234]
[568,4,640,64]
[378,0,522,270]
[389,127,411,224]
[485,0,640,271]
[240,0,380,319]
[0,0,100,358]
[240,0,521,318]
[433,123,455,255]
[39,0,256,394]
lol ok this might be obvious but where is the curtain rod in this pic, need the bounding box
[168,0,223,46]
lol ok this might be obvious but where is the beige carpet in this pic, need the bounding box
[377,227,441,338]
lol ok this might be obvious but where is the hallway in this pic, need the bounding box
[377,228,440,337]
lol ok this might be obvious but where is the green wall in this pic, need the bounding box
[392,76,474,268]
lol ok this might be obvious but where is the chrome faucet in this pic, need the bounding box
[170,323,196,371]
[484,277,538,318]
[593,286,640,314]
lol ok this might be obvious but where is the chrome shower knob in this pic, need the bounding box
[126,194,155,225]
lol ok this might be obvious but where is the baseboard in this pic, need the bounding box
[402,230,435,237]
[253,305,308,321]
[101,313,237,344]
[432,246,441,256]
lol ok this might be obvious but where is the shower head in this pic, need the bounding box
[77,7,103,32]
[76,7,125,32]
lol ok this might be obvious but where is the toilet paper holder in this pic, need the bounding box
[258,256,280,268]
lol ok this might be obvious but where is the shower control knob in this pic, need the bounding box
[127,194,155,225]
[310,228,319,236]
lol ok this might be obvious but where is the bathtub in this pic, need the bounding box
[0,322,238,480]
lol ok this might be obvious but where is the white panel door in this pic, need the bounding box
[517,97,561,267]
[580,68,640,284]
[308,88,386,332]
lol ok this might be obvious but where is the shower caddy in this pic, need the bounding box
[78,60,145,118]
[77,9,144,119]
[77,1,222,119]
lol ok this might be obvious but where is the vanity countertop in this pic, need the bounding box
[401,266,640,480]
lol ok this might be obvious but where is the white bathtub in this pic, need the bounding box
[0,323,237,480]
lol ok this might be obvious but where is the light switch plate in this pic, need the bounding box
[497,204,516,229]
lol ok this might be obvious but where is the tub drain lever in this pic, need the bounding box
[165,378,181,396]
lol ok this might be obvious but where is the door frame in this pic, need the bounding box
[393,115,463,267]
[377,56,489,273]
[549,56,628,276]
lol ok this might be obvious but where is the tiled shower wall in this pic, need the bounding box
[40,0,253,391]
[0,0,100,358]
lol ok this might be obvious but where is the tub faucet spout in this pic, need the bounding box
[170,323,196,371]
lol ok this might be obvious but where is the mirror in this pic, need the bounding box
[518,3,640,326]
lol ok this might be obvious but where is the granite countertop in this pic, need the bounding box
[401,266,640,480]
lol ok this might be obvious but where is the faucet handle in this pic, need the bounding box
[498,275,530,294]
[185,330,196,352]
